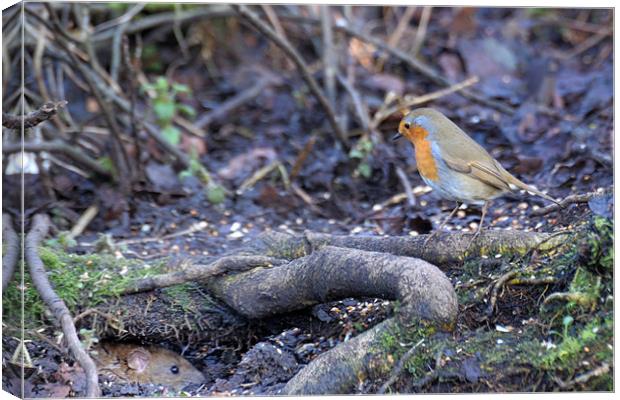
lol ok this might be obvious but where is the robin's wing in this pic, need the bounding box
[432,140,511,191]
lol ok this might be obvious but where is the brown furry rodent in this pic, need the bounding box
[92,342,205,389]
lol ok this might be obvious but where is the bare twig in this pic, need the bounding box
[290,134,318,181]
[559,27,613,60]
[486,270,518,316]
[320,6,336,106]
[121,35,144,176]
[25,214,100,397]
[377,338,425,394]
[115,221,210,246]
[2,140,112,178]
[376,6,417,70]
[234,4,349,148]
[554,363,610,389]
[92,6,233,43]
[336,73,371,133]
[411,7,432,56]
[110,4,146,81]
[2,100,67,129]
[261,4,294,70]
[238,160,281,193]
[371,76,480,128]
[2,213,20,291]
[195,76,278,128]
[531,191,602,216]
[395,166,416,208]
[121,255,286,295]
[67,205,99,240]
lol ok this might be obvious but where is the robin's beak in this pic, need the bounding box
[392,132,402,141]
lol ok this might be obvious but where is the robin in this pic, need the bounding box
[394,108,561,244]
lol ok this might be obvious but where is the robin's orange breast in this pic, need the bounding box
[411,126,439,181]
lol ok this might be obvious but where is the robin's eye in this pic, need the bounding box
[404,122,411,129]
[170,365,179,374]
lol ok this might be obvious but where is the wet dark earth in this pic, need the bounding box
[2,5,613,397]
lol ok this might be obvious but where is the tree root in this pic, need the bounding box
[120,228,551,308]
[206,245,457,394]
[126,231,567,293]
[2,213,20,291]
[25,214,100,397]
[121,255,287,295]
[485,270,519,317]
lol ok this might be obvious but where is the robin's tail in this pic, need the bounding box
[505,173,563,207]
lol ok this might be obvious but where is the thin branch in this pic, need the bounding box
[371,76,480,128]
[234,4,349,149]
[320,5,337,106]
[554,362,610,389]
[559,27,612,60]
[377,338,425,394]
[67,205,99,240]
[2,213,20,291]
[2,140,112,178]
[336,73,371,133]
[395,166,416,208]
[110,4,146,81]
[2,100,67,129]
[92,6,233,43]
[25,214,100,397]
[376,6,417,70]
[486,270,518,316]
[121,255,286,295]
[411,6,432,57]
[531,191,602,216]
[195,76,278,129]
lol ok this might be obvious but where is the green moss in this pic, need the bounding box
[162,283,200,313]
[540,317,613,372]
[588,216,613,271]
[2,246,166,328]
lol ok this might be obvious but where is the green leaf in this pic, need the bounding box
[177,103,196,118]
[357,163,372,179]
[161,125,181,146]
[172,83,191,94]
[360,138,374,152]
[206,184,226,204]
[349,149,364,159]
[155,76,169,91]
[154,100,176,122]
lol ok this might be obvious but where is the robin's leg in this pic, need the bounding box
[423,202,461,247]
[467,201,490,251]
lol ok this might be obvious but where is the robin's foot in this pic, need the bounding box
[465,228,482,253]
[422,230,438,248]
[465,201,489,253]
[423,203,461,249]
